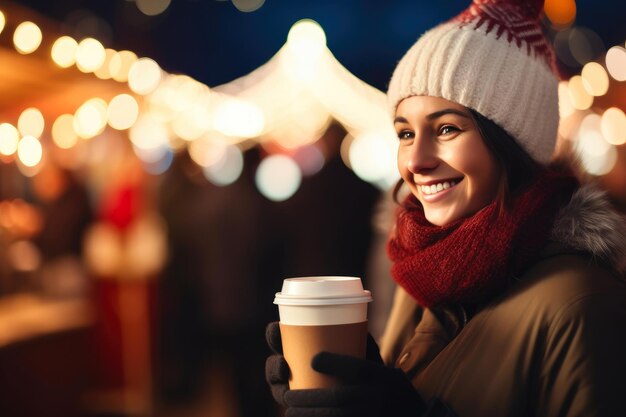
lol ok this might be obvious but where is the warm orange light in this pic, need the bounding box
[52,114,79,149]
[51,36,78,68]
[13,21,42,54]
[606,46,626,82]
[0,11,6,35]
[568,76,593,110]
[75,38,106,73]
[128,58,162,95]
[110,50,138,82]
[17,107,45,138]
[601,107,626,146]
[74,98,108,138]
[107,94,139,130]
[581,62,609,96]
[94,48,117,79]
[544,0,576,27]
[17,135,43,167]
[0,123,20,156]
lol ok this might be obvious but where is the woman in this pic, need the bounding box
[266,0,626,415]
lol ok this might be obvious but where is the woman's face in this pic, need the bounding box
[395,96,502,226]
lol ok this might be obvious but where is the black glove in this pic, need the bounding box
[265,321,289,406]
[266,322,455,417]
[283,345,426,417]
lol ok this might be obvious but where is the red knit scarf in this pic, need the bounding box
[386,170,578,308]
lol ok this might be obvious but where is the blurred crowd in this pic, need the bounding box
[0,122,382,417]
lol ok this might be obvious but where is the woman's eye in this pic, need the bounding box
[439,125,459,136]
[397,130,414,140]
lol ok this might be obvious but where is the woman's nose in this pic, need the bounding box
[406,136,438,174]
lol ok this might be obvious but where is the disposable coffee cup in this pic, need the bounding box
[273,276,373,389]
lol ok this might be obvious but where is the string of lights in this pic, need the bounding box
[0,2,624,202]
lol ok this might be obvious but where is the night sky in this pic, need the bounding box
[12,0,626,91]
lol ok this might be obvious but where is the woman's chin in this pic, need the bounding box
[424,209,459,227]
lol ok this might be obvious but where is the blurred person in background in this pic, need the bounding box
[265,0,626,416]
[32,162,93,298]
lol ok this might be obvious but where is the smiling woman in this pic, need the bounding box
[265,0,626,416]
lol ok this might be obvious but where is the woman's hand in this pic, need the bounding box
[265,321,455,416]
[265,321,290,406]
[283,349,426,417]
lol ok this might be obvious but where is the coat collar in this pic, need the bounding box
[550,183,626,275]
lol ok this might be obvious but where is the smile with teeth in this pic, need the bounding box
[420,179,460,195]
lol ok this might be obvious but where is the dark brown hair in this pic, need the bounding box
[393,108,541,214]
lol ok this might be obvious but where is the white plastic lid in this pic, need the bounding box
[274,276,373,306]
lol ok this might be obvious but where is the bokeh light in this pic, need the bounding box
[51,36,78,68]
[213,99,265,138]
[189,136,227,167]
[271,99,330,149]
[136,0,171,16]
[601,107,626,146]
[567,76,593,110]
[94,48,116,79]
[75,37,106,73]
[568,27,605,66]
[0,199,43,237]
[52,114,79,149]
[232,0,266,13]
[557,81,575,119]
[553,29,578,68]
[349,132,397,185]
[293,144,325,176]
[0,11,5,35]
[17,135,43,167]
[133,144,169,166]
[286,19,327,80]
[84,223,123,277]
[605,46,626,81]
[575,113,617,176]
[255,154,301,201]
[17,107,45,138]
[577,139,617,176]
[578,114,603,151]
[7,240,41,272]
[0,123,20,156]
[288,19,326,59]
[129,113,170,151]
[110,50,138,82]
[544,0,576,27]
[202,145,244,186]
[140,147,174,175]
[580,62,609,96]
[67,10,113,47]
[13,21,42,54]
[172,106,211,141]
[107,94,139,130]
[128,58,162,95]
[124,214,168,277]
[74,98,108,138]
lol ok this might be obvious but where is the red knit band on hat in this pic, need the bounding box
[454,0,554,65]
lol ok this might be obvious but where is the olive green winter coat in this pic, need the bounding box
[380,185,626,417]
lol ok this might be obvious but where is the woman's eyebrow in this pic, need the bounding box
[393,116,408,125]
[426,108,470,120]
[393,109,470,125]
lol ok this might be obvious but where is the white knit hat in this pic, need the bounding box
[387,0,559,164]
